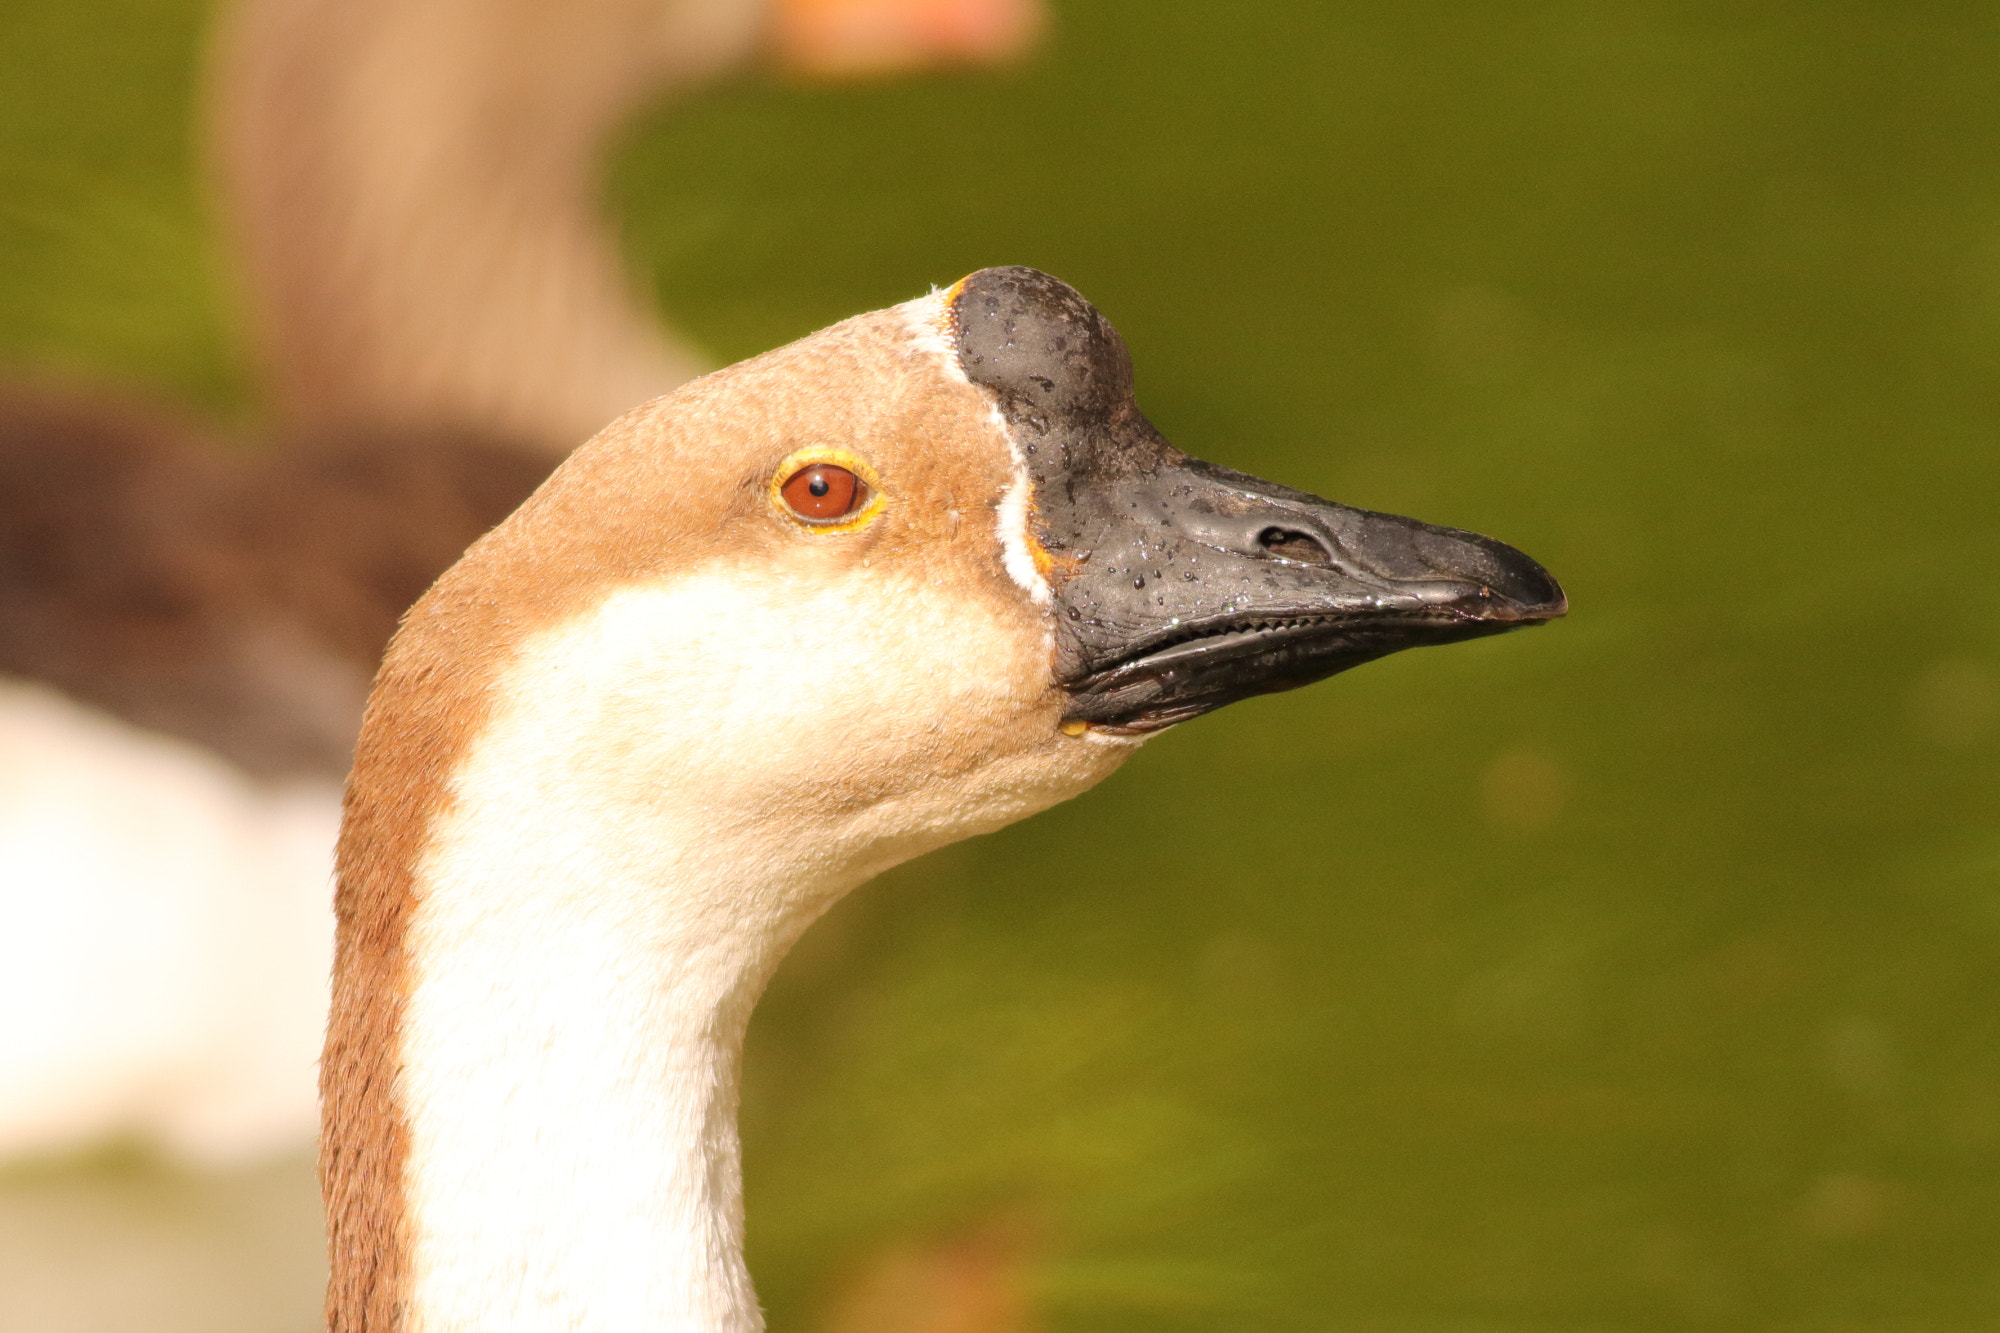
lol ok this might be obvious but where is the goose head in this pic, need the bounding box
[372,263,1563,851]
[328,267,1563,1332]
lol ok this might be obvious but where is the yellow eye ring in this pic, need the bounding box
[769,447,887,534]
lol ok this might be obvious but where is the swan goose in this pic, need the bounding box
[324,266,1565,1331]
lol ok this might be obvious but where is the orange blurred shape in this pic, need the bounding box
[775,0,1046,78]
[819,1219,1037,1333]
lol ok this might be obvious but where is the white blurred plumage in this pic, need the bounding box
[0,681,335,1162]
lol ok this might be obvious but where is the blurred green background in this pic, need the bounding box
[4,0,1999,1329]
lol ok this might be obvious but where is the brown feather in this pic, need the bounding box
[0,384,550,777]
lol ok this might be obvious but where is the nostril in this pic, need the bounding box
[1255,526,1334,567]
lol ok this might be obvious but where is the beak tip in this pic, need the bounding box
[1405,521,1564,626]
[1509,571,1568,624]
[1453,539,1567,626]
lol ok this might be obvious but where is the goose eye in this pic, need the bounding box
[781,463,864,521]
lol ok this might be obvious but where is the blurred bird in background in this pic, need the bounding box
[0,0,1043,1166]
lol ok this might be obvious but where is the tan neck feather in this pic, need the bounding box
[322,442,605,1328]
[323,584,504,1330]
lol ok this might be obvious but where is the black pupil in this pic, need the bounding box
[808,474,830,497]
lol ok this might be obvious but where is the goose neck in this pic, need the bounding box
[394,777,834,1333]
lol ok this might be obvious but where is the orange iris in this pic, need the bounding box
[781,463,864,520]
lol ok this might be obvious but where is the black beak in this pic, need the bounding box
[947,267,1567,732]
[1049,455,1565,730]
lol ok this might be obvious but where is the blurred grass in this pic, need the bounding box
[0,0,245,410]
[6,0,2000,1329]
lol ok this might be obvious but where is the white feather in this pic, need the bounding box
[399,564,1132,1331]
